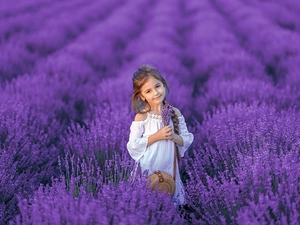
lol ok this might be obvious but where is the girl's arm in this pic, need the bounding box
[127,113,148,162]
[147,125,174,146]
[131,112,186,149]
[134,113,173,147]
[147,133,160,147]
[171,133,184,146]
[129,113,173,152]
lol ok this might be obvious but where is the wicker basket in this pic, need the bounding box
[146,170,175,196]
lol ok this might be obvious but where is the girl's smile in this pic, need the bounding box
[153,95,162,100]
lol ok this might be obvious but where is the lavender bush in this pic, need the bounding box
[13,175,186,225]
[243,0,300,33]
[60,106,133,185]
[264,0,300,16]
[0,0,54,19]
[212,0,300,87]
[0,0,94,42]
[0,100,59,223]
[184,103,300,224]
[0,0,124,82]
[12,152,187,224]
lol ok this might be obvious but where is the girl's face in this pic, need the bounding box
[140,76,166,107]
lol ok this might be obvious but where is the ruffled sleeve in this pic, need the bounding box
[127,121,148,162]
[177,116,194,157]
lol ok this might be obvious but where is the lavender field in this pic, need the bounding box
[1,0,300,224]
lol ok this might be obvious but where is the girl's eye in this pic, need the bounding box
[156,84,161,88]
[146,90,150,94]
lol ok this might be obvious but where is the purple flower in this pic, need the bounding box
[161,103,173,126]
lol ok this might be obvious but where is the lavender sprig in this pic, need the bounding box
[161,103,173,126]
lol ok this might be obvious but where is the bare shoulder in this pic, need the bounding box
[134,113,148,121]
[172,107,182,117]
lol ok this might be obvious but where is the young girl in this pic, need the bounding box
[127,64,194,205]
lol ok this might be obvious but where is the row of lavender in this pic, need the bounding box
[0,0,125,81]
[1,0,300,224]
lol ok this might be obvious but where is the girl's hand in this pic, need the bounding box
[157,125,173,140]
[147,125,183,147]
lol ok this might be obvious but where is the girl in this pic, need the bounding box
[126,64,194,205]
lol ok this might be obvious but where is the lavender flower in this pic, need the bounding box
[161,103,173,126]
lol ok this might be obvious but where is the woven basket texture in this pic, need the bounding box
[146,170,175,196]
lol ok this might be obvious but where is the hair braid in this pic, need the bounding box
[171,109,179,135]
[171,109,180,163]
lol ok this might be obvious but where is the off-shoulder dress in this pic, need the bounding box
[127,112,194,204]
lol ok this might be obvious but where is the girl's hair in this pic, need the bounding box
[131,64,179,138]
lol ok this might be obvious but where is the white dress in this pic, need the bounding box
[127,112,194,204]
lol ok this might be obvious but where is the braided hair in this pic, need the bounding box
[162,102,180,163]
